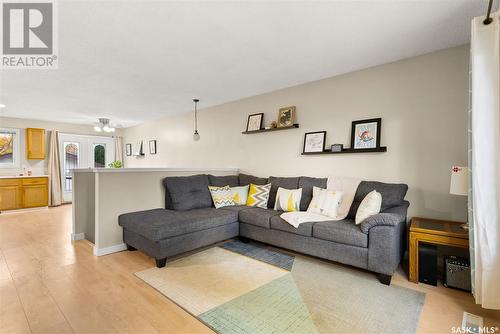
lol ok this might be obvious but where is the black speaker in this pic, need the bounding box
[419,243,437,286]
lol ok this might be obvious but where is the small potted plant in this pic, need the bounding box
[108,160,123,168]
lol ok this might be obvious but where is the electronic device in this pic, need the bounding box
[331,144,343,152]
[444,256,471,291]
[418,243,437,286]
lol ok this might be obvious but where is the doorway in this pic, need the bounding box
[59,133,114,202]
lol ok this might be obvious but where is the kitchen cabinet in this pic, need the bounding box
[26,128,46,159]
[0,177,48,211]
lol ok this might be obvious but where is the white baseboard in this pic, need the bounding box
[71,232,85,240]
[93,243,127,256]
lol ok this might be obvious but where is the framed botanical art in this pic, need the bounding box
[277,106,296,127]
[303,131,326,153]
[246,113,264,131]
[351,118,381,150]
[125,143,132,156]
[149,140,157,155]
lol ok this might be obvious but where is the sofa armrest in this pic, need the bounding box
[359,201,409,234]
[359,213,403,234]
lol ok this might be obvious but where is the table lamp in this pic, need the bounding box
[450,166,468,229]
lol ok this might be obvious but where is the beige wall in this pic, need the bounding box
[0,117,118,176]
[123,46,469,221]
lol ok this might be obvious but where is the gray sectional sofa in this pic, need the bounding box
[118,173,409,285]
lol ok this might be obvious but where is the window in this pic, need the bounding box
[94,144,106,168]
[64,142,79,192]
[0,128,20,168]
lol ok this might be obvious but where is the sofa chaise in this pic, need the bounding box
[118,173,409,285]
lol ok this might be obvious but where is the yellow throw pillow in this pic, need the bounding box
[208,185,236,209]
[274,187,302,212]
[246,183,271,209]
[230,185,249,205]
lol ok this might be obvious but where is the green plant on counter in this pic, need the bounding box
[108,160,123,168]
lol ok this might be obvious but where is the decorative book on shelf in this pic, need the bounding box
[242,124,299,134]
[301,146,387,155]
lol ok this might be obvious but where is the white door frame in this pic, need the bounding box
[59,133,114,202]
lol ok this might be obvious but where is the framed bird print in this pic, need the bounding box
[351,118,381,150]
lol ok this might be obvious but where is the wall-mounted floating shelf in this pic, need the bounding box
[242,124,299,134]
[301,146,387,155]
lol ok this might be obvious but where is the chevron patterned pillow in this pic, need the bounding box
[208,185,236,209]
[246,183,271,208]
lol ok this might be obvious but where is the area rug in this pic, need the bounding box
[136,241,425,334]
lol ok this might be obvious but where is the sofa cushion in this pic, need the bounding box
[313,219,368,248]
[208,175,239,187]
[268,176,300,209]
[239,173,268,186]
[163,174,212,210]
[270,215,314,237]
[238,207,281,229]
[118,208,238,241]
[298,176,328,211]
[348,181,408,218]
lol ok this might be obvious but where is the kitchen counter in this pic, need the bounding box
[0,175,49,179]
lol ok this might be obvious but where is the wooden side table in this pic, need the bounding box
[409,217,469,283]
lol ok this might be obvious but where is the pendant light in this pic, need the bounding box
[193,98,200,141]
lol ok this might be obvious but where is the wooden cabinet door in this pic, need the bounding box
[26,128,46,159]
[22,184,48,208]
[0,186,22,210]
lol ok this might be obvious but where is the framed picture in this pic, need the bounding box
[0,128,20,168]
[277,106,296,127]
[246,113,264,131]
[303,131,326,153]
[125,143,132,156]
[351,118,381,150]
[149,140,157,155]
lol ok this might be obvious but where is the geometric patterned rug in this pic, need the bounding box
[136,240,425,334]
[220,239,295,270]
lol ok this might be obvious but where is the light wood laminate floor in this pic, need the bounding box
[0,205,498,334]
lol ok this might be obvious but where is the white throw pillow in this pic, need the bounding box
[230,185,249,205]
[274,187,302,212]
[208,185,236,209]
[307,186,343,218]
[355,190,382,224]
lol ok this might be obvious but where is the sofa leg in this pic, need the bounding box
[378,274,392,285]
[239,236,251,243]
[155,258,167,268]
[126,244,137,251]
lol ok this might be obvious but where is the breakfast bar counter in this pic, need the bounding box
[71,168,238,256]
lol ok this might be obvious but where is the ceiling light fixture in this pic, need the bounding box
[193,98,200,141]
[0,104,5,109]
[94,118,115,133]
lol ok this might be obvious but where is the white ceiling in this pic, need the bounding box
[0,0,496,127]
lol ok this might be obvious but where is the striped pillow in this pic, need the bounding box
[208,185,236,209]
[246,183,271,209]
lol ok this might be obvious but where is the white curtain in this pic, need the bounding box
[113,136,124,165]
[470,12,500,310]
[47,130,63,206]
